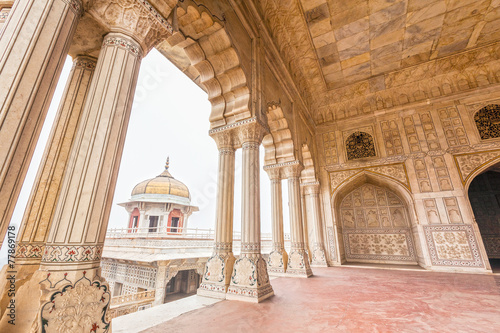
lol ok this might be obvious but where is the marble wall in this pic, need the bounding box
[318,88,500,272]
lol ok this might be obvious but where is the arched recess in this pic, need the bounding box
[331,171,426,267]
[464,158,500,269]
[262,104,295,165]
[156,1,251,128]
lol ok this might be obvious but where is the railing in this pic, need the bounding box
[111,290,156,306]
[106,226,290,241]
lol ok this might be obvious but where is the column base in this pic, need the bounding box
[226,256,274,303]
[0,266,110,333]
[197,253,235,299]
[311,247,328,267]
[267,249,288,275]
[286,250,313,277]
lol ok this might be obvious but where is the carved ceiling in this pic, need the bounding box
[255,0,500,125]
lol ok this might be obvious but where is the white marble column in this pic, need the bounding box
[284,161,313,277]
[264,165,288,275]
[303,182,328,267]
[0,0,82,251]
[198,132,236,298]
[0,1,14,32]
[226,119,274,303]
[1,32,143,333]
[0,56,96,322]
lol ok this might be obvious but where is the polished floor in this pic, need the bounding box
[143,265,500,333]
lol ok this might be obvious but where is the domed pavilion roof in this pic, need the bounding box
[130,158,191,205]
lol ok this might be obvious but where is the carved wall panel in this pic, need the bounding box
[327,227,336,262]
[474,104,500,140]
[340,184,417,263]
[380,120,403,156]
[432,156,453,191]
[468,171,500,258]
[438,107,469,147]
[414,158,432,192]
[403,115,422,153]
[443,197,463,224]
[420,112,441,151]
[424,225,483,267]
[345,132,376,160]
[424,199,441,224]
[322,131,338,165]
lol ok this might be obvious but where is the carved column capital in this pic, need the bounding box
[236,120,269,145]
[264,165,282,181]
[73,55,97,69]
[301,181,321,195]
[282,161,304,179]
[87,0,174,54]
[210,130,235,150]
[102,33,143,58]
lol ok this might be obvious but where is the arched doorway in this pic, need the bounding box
[332,172,424,267]
[468,170,500,271]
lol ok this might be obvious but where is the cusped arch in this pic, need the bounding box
[262,104,295,165]
[301,144,316,183]
[158,1,251,128]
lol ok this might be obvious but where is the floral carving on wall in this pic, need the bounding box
[424,225,483,267]
[40,273,110,333]
[340,184,417,263]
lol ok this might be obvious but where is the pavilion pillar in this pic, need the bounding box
[226,120,274,303]
[0,56,96,320]
[264,165,287,275]
[0,32,143,332]
[303,182,328,267]
[284,162,313,277]
[0,0,82,251]
[0,1,14,32]
[198,132,236,298]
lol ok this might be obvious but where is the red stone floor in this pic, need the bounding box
[143,266,500,333]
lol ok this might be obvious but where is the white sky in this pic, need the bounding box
[0,49,290,265]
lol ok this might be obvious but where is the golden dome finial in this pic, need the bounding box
[165,156,170,170]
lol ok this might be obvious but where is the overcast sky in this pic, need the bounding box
[0,49,291,265]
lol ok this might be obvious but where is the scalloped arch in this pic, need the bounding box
[263,104,295,165]
[162,1,251,128]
